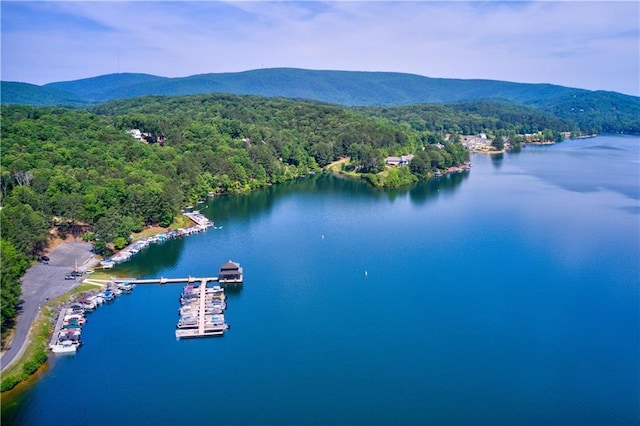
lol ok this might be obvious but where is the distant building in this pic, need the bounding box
[385,154,414,167]
[127,129,166,145]
[126,129,143,141]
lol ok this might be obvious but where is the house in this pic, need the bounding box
[218,260,243,283]
[126,129,143,141]
[386,154,414,167]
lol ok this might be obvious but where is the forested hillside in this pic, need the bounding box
[357,101,577,136]
[3,68,639,134]
[539,91,640,134]
[42,69,583,105]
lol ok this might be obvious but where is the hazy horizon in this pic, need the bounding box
[1,1,639,96]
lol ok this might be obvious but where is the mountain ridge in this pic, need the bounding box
[4,67,596,106]
[2,68,639,133]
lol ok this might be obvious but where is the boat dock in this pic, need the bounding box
[110,259,243,286]
[184,211,213,228]
[175,279,229,339]
[48,310,69,349]
[98,261,242,340]
[111,276,220,285]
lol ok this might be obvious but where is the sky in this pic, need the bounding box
[1,1,639,96]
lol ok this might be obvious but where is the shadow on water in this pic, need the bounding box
[202,171,471,226]
[409,171,469,206]
[110,236,185,276]
[103,171,471,277]
[490,152,504,169]
[201,173,385,225]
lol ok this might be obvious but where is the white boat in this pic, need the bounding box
[117,282,135,293]
[177,317,199,329]
[101,262,114,269]
[51,340,78,353]
[207,314,226,326]
[63,315,85,324]
[179,305,198,316]
[205,306,224,315]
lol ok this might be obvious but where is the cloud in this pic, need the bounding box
[1,1,638,95]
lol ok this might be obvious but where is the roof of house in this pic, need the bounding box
[220,260,240,271]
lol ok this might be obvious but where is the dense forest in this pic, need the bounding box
[539,91,640,134]
[0,93,589,332]
[357,101,578,138]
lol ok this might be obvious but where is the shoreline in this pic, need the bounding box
[1,213,212,391]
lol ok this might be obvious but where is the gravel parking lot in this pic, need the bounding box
[0,242,99,371]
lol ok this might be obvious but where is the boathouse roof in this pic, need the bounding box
[220,260,240,271]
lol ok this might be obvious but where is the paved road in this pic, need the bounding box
[0,242,99,372]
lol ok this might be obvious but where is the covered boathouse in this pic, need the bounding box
[219,260,243,283]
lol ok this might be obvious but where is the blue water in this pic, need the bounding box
[3,135,638,425]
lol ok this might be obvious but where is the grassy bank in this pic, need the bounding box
[0,311,51,392]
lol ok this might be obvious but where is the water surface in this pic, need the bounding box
[3,135,638,425]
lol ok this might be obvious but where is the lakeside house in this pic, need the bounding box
[386,154,414,167]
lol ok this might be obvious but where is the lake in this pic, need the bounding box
[2,135,638,425]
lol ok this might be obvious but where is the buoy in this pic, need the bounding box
[365,271,368,276]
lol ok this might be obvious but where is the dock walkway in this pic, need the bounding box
[111,277,219,285]
[184,211,213,228]
[48,310,67,349]
[198,280,207,335]
[175,279,229,339]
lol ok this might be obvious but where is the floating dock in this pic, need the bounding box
[112,276,219,285]
[110,259,243,286]
[175,279,229,339]
[105,261,242,340]
[49,310,74,352]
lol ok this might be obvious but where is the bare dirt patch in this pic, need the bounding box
[42,230,83,255]
[131,225,169,240]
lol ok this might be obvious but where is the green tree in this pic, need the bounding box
[0,240,28,334]
[409,151,431,178]
[492,135,505,150]
[0,205,49,256]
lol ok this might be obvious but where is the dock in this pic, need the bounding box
[184,211,213,228]
[97,260,242,340]
[175,279,229,339]
[111,276,220,285]
[48,310,69,349]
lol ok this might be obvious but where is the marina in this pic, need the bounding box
[48,282,133,354]
[49,260,242,354]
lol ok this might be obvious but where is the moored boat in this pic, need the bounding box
[50,340,79,354]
